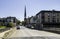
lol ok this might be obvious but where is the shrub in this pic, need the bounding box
[7,22,15,27]
[0,26,6,29]
[0,22,4,26]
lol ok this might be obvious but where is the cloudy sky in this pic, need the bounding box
[0,0,60,21]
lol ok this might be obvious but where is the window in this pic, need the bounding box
[48,18,50,22]
[52,18,56,22]
[48,13,50,17]
[48,14,49,16]
[57,18,59,22]
[53,13,56,17]
[57,14,59,16]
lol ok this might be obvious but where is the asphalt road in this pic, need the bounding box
[9,26,60,39]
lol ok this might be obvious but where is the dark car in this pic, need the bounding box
[16,26,20,29]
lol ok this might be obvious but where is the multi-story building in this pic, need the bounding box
[26,10,60,29]
[29,16,35,24]
[26,16,36,28]
[6,17,16,23]
[26,17,30,25]
[36,10,60,28]
[0,16,18,26]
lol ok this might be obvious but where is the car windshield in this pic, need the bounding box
[0,0,60,39]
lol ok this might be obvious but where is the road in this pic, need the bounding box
[9,26,60,39]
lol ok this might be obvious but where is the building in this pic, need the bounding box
[26,17,30,25]
[6,17,16,23]
[36,10,60,28]
[26,10,60,29]
[24,6,27,26]
[26,16,37,28]
[0,16,18,26]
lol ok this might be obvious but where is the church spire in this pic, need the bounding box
[24,6,27,26]
[24,6,26,18]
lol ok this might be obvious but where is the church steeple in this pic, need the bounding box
[24,6,27,26]
[24,6,26,19]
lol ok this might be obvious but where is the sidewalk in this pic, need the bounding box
[0,30,10,39]
[43,27,60,34]
[0,27,16,39]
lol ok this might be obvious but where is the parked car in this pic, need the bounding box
[16,26,20,30]
[26,24,34,29]
[26,24,31,28]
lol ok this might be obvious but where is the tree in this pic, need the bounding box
[16,20,21,25]
[7,22,15,27]
[21,21,25,25]
[0,22,4,26]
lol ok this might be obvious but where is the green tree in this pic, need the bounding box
[21,21,25,25]
[0,22,4,26]
[7,22,15,27]
[16,20,21,25]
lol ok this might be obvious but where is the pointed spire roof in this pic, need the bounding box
[24,6,26,18]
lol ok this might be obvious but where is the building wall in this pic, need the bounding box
[44,12,48,22]
[30,17,34,23]
[26,10,60,28]
[36,13,42,23]
[44,12,60,23]
[59,13,60,22]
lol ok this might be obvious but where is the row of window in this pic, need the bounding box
[47,13,60,17]
[48,18,60,22]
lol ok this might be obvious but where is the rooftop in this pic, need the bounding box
[36,10,60,15]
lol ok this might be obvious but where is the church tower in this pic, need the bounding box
[24,6,26,26]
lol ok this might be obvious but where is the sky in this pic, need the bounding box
[0,0,60,21]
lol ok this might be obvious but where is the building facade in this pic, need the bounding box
[36,10,60,28]
[26,10,60,29]
[0,16,18,26]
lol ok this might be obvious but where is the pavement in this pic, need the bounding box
[0,29,11,39]
[8,26,60,39]
[0,28,15,39]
